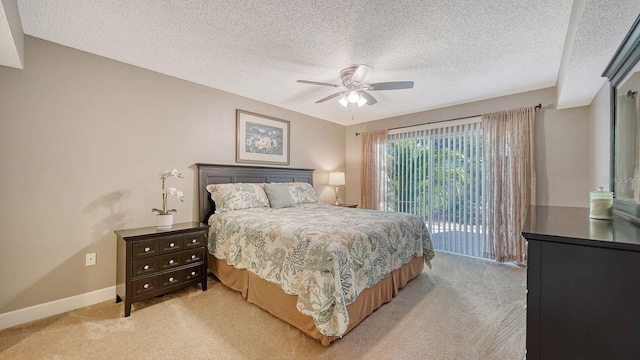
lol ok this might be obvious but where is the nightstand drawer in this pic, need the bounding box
[160,252,183,270]
[132,276,158,297]
[184,232,206,249]
[159,235,183,254]
[132,240,158,259]
[184,248,204,265]
[185,266,202,281]
[160,270,183,289]
[132,257,159,278]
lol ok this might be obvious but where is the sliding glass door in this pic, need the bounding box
[386,118,484,257]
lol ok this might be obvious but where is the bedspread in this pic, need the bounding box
[208,203,434,336]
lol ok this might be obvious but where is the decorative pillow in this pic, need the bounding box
[285,182,318,204]
[263,183,296,209]
[205,183,269,213]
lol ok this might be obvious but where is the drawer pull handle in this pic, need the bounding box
[143,283,149,289]
[169,259,175,265]
[144,247,150,252]
[143,265,149,270]
[169,277,174,282]
[191,271,196,276]
[191,255,196,260]
[191,239,197,244]
[169,242,175,247]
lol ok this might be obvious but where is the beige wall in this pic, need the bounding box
[588,82,612,191]
[0,37,346,314]
[346,87,592,208]
[0,36,612,320]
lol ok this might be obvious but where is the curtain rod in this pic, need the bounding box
[355,103,542,136]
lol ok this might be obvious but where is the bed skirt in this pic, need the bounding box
[208,254,425,346]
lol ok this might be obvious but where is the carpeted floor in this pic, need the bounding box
[0,252,526,360]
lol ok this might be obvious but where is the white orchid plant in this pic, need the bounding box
[152,169,184,215]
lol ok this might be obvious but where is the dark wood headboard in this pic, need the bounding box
[195,163,315,222]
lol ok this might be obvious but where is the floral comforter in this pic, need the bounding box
[208,203,434,337]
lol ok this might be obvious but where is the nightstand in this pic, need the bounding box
[336,204,358,208]
[115,222,209,317]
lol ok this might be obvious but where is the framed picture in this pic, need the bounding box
[236,110,290,165]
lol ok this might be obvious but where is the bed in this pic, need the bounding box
[196,163,435,345]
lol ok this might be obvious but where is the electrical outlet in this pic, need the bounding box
[86,253,96,266]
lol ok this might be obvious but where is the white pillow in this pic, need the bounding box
[205,183,269,213]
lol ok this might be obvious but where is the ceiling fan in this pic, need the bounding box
[297,64,414,107]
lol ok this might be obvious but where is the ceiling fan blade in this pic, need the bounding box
[315,92,345,103]
[297,80,341,88]
[351,65,373,85]
[359,91,377,105]
[369,81,414,90]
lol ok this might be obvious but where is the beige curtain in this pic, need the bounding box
[482,107,536,264]
[634,96,640,201]
[360,129,388,210]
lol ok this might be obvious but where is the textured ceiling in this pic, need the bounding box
[557,1,640,109]
[0,0,23,69]
[5,1,640,125]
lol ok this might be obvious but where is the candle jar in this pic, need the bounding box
[589,187,613,220]
[589,219,614,240]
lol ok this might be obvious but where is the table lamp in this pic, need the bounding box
[328,172,345,205]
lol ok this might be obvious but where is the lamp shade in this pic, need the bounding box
[338,95,349,107]
[328,172,346,186]
[347,91,360,103]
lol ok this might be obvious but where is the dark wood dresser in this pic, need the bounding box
[115,222,209,316]
[522,206,640,359]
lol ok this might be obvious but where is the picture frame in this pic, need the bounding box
[236,110,290,165]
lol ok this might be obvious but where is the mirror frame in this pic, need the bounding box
[603,15,640,226]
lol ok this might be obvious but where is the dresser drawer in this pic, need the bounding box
[159,235,183,254]
[184,248,204,265]
[159,269,184,289]
[185,266,203,281]
[159,252,183,271]
[132,240,158,259]
[132,276,159,297]
[184,232,206,249]
[132,257,159,278]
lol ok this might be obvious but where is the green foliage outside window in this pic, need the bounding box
[386,134,484,226]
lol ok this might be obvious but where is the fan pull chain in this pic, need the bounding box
[351,103,355,122]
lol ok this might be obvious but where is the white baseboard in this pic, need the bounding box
[0,286,116,331]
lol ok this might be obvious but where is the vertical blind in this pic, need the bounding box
[386,118,485,257]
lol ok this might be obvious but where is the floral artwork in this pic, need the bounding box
[236,110,290,165]
[244,121,283,156]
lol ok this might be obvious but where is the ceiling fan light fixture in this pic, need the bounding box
[298,64,412,108]
[338,95,349,107]
[347,91,360,103]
